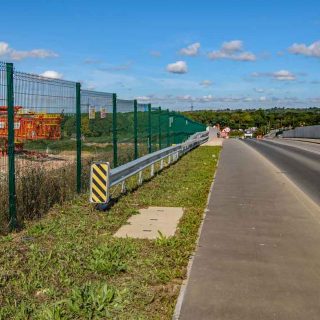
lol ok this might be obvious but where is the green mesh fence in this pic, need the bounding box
[80,90,113,190]
[12,71,77,224]
[117,99,135,165]
[160,108,169,148]
[151,107,160,151]
[0,61,207,234]
[137,103,149,157]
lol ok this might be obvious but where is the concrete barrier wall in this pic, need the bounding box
[282,125,320,138]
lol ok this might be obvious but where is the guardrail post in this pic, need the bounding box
[148,103,152,153]
[134,99,138,159]
[112,93,118,167]
[166,109,170,147]
[158,106,162,149]
[76,82,82,193]
[6,62,17,230]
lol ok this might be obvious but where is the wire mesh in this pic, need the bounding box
[151,107,160,151]
[0,61,207,234]
[80,90,113,189]
[13,71,77,222]
[160,109,170,148]
[137,103,149,157]
[117,99,135,165]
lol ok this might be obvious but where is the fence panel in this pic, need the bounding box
[13,71,77,224]
[0,61,207,234]
[160,108,169,147]
[151,107,160,151]
[137,103,149,157]
[117,99,135,165]
[80,90,114,189]
[0,62,8,233]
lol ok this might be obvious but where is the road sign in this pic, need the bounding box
[100,107,107,119]
[89,106,96,119]
[90,162,110,203]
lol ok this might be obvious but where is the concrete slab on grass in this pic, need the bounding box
[114,206,183,239]
[201,138,223,146]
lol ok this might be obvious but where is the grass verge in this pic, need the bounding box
[0,146,221,319]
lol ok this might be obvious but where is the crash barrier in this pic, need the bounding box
[90,131,209,207]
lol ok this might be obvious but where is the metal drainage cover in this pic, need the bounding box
[114,206,184,239]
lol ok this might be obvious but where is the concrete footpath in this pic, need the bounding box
[177,139,320,320]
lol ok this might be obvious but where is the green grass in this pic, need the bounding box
[0,146,221,319]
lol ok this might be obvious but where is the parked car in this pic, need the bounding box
[244,130,253,138]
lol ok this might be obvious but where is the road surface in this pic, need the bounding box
[243,138,320,205]
[177,139,320,320]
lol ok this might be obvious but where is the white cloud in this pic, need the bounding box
[86,85,96,90]
[251,70,296,81]
[40,70,63,79]
[176,94,214,103]
[221,40,243,53]
[288,41,320,58]
[208,40,256,61]
[136,96,151,102]
[0,42,10,56]
[273,70,296,81]
[118,93,318,110]
[174,94,214,103]
[0,41,58,61]
[180,42,200,56]
[200,80,213,87]
[199,94,214,102]
[177,95,194,101]
[166,60,188,74]
[254,88,264,93]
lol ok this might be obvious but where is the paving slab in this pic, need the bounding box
[177,139,320,320]
[201,138,224,147]
[114,206,183,239]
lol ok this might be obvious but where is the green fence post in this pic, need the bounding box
[76,82,82,193]
[134,99,138,159]
[112,93,118,167]
[166,109,170,147]
[6,63,17,230]
[148,103,152,153]
[158,106,162,149]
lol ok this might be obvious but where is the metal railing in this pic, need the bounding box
[0,61,207,233]
[92,131,209,208]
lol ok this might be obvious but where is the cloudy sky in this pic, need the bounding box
[0,0,319,109]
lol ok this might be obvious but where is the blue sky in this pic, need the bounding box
[0,0,319,109]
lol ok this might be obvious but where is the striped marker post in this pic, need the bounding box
[90,162,110,204]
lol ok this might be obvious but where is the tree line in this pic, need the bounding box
[182,108,320,132]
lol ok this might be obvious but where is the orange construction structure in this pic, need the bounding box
[0,106,62,155]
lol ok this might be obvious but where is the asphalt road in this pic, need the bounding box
[243,138,320,205]
[177,139,320,320]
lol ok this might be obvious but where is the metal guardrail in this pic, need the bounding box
[90,131,209,207]
[110,130,209,187]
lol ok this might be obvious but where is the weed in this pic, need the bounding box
[0,146,221,319]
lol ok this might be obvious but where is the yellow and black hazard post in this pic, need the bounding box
[90,162,110,204]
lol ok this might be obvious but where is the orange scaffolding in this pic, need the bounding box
[0,106,62,154]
